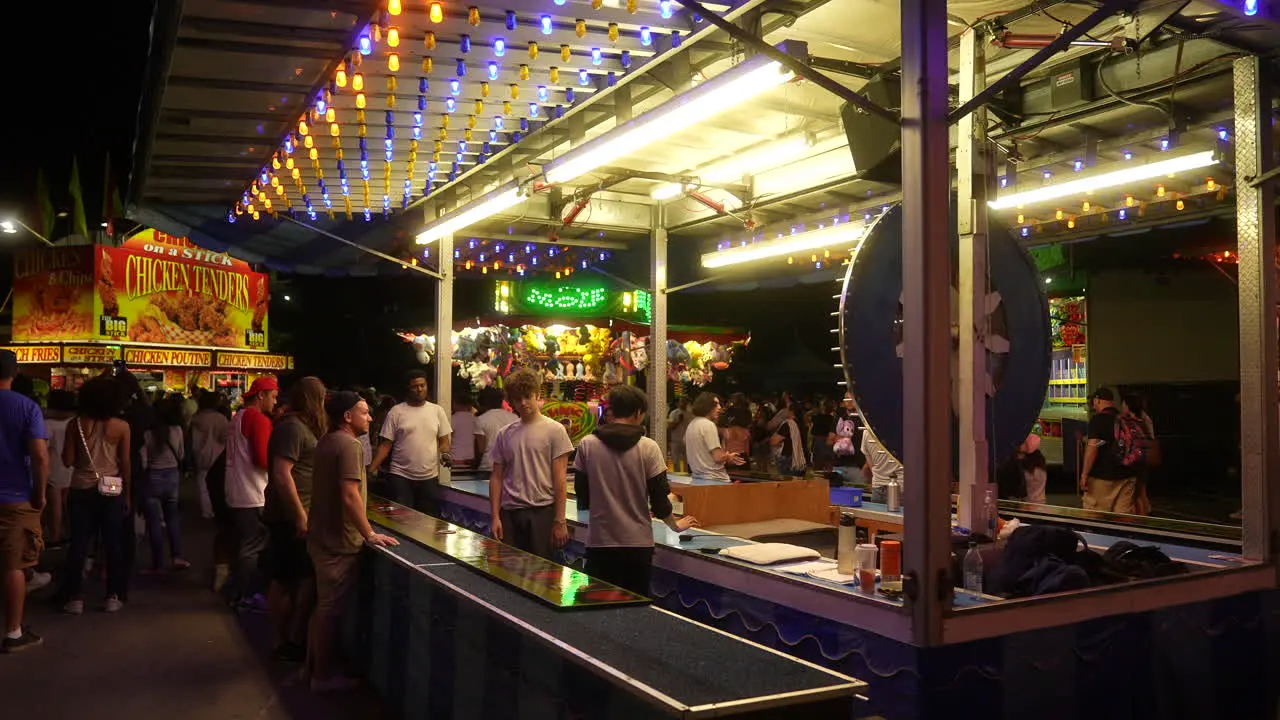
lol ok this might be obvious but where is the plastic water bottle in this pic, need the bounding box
[963,542,984,594]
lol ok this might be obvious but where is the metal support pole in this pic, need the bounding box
[1232,57,1280,563]
[956,28,991,533]
[435,232,455,487]
[649,205,670,448]
[900,0,953,646]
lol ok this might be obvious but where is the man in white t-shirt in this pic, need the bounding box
[473,386,518,473]
[369,371,452,516]
[449,395,478,468]
[684,392,743,482]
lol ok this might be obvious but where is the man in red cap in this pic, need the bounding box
[226,376,278,611]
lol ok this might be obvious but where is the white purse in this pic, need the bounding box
[76,418,124,497]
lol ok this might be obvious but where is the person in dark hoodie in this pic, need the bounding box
[573,385,699,596]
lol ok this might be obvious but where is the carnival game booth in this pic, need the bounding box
[6,230,288,394]
[127,0,1280,717]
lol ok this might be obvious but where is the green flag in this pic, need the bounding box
[34,168,55,240]
[68,157,89,239]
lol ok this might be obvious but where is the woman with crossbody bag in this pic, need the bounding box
[141,398,190,573]
[59,376,131,615]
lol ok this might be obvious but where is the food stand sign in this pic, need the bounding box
[96,230,270,350]
[10,247,95,342]
[540,400,598,444]
[0,345,62,364]
[216,352,291,371]
[63,345,121,365]
[124,348,213,367]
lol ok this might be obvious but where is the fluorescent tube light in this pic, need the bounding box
[545,55,794,185]
[701,223,866,269]
[416,183,525,244]
[651,133,815,200]
[988,150,1217,210]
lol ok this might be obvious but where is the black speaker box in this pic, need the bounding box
[840,75,902,184]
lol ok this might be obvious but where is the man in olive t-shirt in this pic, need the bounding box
[306,392,397,692]
[264,404,320,663]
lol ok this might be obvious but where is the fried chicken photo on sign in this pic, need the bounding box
[97,249,118,316]
[251,276,267,333]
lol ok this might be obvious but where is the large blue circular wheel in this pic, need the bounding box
[839,204,1051,470]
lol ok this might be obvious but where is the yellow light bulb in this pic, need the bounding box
[1082,200,1090,212]
[388,53,400,72]
[608,23,618,42]
[503,100,511,115]
[474,100,483,114]
[358,124,367,137]
[429,2,443,23]
[464,128,473,141]
[787,256,794,265]
[1055,209,1063,220]
[810,254,817,262]
[468,6,480,26]
[387,94,397,108]
[272,157,281,170]
[1156,185,1166,197]
[253,211,260,220]
[372,25,381,43]
[555,271,560,279]
[1176,199,1185,210]
[1067,219,1075,229]
[275,184,284,196]
[593,0,603,7]
[286,157,295,169]
[575,19,586,38]
[1124,195,1134,207]
[325,108,335,122]
[357,109,366,123]
[335,68,348,87]
[356,92,366,108]
[1015,213,1024,224]
[561,44,571,62]
[247,203,255,214]
[480,82,490,97]
[1206,178,1216,190]
[519,65,529,81]
[330,122,340,136]
[510,84,519,99]
[529,42,538,59]
[298,119,309,135]
[425,32,436,50]
[824,249,830,258]
[387,27,400,47]
[549,67,559,84]
[309,147,318,160]
[441,114,450,129]
[264,198,272,210]
[627,0,637,12]
[435,140,443,153]
[422,57,433,73]
[352,73,365,91]
[388,0,402,15]
[468,115,476,129]
[304,135,314,149]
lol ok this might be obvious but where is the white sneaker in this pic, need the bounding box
[103,596,123,613]
[26,571,52,594]
[63,599,84,615]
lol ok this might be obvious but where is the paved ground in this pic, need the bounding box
[6,492,393,720]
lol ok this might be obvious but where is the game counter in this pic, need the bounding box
[352,498,865,718]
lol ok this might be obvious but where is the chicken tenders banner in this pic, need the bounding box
[96,230,269,350]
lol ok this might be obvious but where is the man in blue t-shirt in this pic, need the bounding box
[0,349,49,653]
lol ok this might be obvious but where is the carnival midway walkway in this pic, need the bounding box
[5,495,392,720]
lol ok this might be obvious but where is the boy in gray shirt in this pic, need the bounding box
[488,369,574,560]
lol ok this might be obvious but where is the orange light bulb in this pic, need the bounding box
[429,2,443,23]
[388,53,400,72]
[335,68,348,87]
[387,27,400,47]
[356,92,367,108]
[325,108,335,123]
[352,73,365,91]
[388,0,401,15]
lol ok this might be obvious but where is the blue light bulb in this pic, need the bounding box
[528,104,538,118]
[412,126,422,140]
[494,38,505,56]
[418,95,427,111]
[316,98,327,114]
[488,62,499,80]
[579,69,590,85]
[419,78,429,94]
[537,85,549,101]
[1245,0,1259,15]
[460,34,471,53]
[284,138,294,153]
[640,27,652,46]
[565,88,575,103]
[621,51,631,69]
[506,11,518,30]
[456,59,467,76]
[359,34,372,55]
[459,140,467,153]
[591,48,602,65]
[364,208,372,221]
[413,111,423,125]
[446,97,456,112]
[1218,127,1229,141]
[450,79,460,95]
[660,0,672,18]
[494,116,503,129]
[541,15,553,34]
[489,129,497,141]
[385,138,393,150]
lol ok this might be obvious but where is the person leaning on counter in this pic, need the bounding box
[684,393,744,481]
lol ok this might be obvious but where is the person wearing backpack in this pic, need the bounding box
[1079,388,1144,514]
